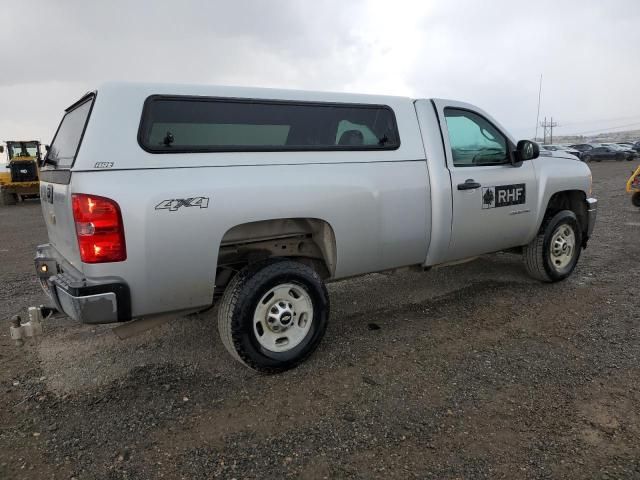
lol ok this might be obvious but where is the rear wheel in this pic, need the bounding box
[632,192,640,208]
[217,259,329,373]
[523,210,582,282]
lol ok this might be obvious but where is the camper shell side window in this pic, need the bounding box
[137,95,401,154]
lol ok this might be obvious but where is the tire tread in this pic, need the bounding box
[523,226,552,282]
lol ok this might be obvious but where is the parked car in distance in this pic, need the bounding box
[540,144,582,159]
[601,143,637,161]
[618,142,640,153]
[570,144,594,155]
[581,144,630,162]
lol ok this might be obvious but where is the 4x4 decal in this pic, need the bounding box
[155,197,209,212]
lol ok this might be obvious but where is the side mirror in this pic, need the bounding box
[44,144,50,151]
[0,146,4,153]
[514,140,539,163]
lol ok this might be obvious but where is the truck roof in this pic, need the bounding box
[94,81,418,106]
[62,81,431,172]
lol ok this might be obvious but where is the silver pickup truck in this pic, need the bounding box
[32,82,597,372]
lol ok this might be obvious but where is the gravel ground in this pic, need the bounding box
[1,161,639,479]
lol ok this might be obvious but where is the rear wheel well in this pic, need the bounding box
[543,190,588,237]
[214,218,336,296]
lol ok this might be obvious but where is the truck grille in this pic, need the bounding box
[10,162,38,183]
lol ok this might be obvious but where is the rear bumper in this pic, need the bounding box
[586,197,597,239]
[35,244,131,324]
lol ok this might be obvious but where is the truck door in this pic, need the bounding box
[431,100,538,261]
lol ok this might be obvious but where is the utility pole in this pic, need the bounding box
[540,117,559,144]
[534,74,542,141]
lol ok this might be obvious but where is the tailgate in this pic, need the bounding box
[40,177,82,270]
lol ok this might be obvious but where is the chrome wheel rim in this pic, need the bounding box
[253,283,314,352]
[550,224,576,270]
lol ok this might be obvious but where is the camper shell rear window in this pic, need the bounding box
[45,94,95,169]
[138,95,400,153]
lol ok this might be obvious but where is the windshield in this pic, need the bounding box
[46,96,94,168]
[8,142,39,160]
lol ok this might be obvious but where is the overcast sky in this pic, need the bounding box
[2,0,639,144]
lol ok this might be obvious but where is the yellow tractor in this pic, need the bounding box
[0,140,43,206]
[627,164,640,208]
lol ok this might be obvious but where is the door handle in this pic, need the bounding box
[457,179,481,190]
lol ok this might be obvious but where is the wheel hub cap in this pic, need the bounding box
[253,283,314,352]
[266,301,295,332]
[550,225,576,270]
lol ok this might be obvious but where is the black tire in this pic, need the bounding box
[523,210,582,282]
[632,192,640,208]
[582,155,591,163]
[217,258,329,373]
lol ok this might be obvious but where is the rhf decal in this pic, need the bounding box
[155,197,210,212]
[482,184,525,209]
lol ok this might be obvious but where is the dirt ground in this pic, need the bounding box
[1,161,639,479]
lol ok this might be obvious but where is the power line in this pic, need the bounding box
[559,121,640,137]
[559,114,640,128]
[516,114,640,137]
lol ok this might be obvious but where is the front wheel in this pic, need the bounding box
[217,259,329,373]
[523,210,582,282]
[583,155,591,163]
[632,192,640,208]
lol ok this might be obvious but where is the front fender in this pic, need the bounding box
[531,157,592,236]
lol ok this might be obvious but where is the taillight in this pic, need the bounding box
[71,194,126,263]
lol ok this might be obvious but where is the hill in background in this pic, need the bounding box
[538,129,640,145]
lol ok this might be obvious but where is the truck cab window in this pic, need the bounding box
[444,108,509,167]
